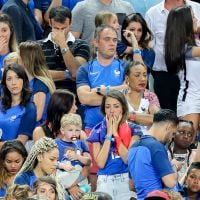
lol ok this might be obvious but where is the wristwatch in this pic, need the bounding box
[61,47,69,55]
[96,86,102,95]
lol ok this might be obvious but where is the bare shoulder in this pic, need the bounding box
[33,126,45,142]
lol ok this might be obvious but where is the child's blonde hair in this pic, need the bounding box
[4,52,19,66]
[95,11,117,28]
[60,113,82,128]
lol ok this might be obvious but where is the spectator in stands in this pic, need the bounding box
[145,0,200,112]
[94,11,120,32]
[0,64,36,148]
[94,11,127,59]
[0,140,27,197]
[164,5,200,134]
[181,162,200,200]
[125,60,160,129]
[33,176,59,200]
[14,137,66,199]
[0,13,17,81]
[121,12,155,76]
[39,6,90,97]
[76,24,137,191]
[71,0,135,43]
[76,25,130,132]
[87,90,143,199]
[19,41,56,125]
[168,120,196,180]
[33,89,77,141]
[1,0,43,42]
[128,109,181,199]
[56,113,91,200]
[4,52,19,66]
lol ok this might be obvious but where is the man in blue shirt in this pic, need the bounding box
[76,24,129,131]
[128,109,182,200]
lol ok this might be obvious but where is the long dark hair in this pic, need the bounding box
[0,13,17,52]
[165,5,195,74]
[46,89,75,135]
[0,140,28,187]
[1,64,32,111]
[121,12,153,48]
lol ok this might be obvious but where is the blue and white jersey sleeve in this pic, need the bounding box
[30,78,49,94]
[76,64,89,88]
[129,122,143,137]
[152,148,174,178]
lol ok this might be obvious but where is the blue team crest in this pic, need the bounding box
[114,69,121,76]
[10,115,17,121]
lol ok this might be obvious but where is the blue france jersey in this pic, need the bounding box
[0,102,36,141]
[76,58,126,129]
[128,135,174,200]
[29,78,50,124]
[55,138,89,166]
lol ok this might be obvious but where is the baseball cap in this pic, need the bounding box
[144,190,170,200]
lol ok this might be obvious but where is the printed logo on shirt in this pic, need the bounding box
[10,115,17,121]
[89,71,99,75]
[111,152,120,159]
[114,70,121,76]
[141,107,146,112]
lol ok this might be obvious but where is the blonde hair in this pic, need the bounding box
[19,41,56,94]
[16,137,66,200]
[5,184,32,200]
[60,113,82,128]
[95,11,117,27]
[18,137,58,173]
[4,52,19,66]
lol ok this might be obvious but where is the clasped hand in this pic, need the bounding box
[106,113,122,137]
